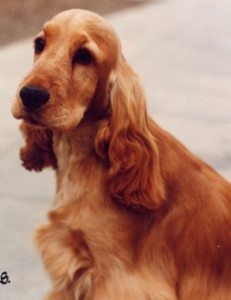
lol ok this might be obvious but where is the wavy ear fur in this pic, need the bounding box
[95,56,165,210]
[20,121,57,172]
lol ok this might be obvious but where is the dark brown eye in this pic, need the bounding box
[34,37,46,54]
[72,48,93,65]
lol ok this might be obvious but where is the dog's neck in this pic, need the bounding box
[52,120,106,206]
[54,121,96,157]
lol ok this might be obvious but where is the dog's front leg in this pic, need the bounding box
[45,288,75,300]
[34,216,94,299]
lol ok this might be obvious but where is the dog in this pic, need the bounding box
[12,9,231,300]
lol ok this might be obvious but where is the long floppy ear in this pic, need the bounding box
[95,55,165,210]
[19,121,57,172]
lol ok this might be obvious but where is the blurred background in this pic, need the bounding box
[0,0,231,299]
[0,0,148,46]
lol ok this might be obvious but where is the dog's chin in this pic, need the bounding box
[21,107,86,131]
[23,115,47,129]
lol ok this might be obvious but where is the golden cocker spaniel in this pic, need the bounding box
[12,9,231,300]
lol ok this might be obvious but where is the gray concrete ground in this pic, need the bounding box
[1,0,231,299]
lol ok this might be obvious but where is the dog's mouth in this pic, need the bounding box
[23,113,46,128]
[12,98,45,127]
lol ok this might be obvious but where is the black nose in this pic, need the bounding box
[19,86,50,111]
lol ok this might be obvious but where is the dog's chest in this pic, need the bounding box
[53,134,105,205]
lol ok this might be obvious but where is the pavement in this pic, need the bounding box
[0,0,231,299]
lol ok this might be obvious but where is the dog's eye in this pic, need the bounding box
[72,48,93,65]
[34,37,46,54]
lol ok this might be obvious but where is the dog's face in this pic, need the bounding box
[12,9,119,130]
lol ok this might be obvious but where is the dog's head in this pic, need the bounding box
[12,9,120,130]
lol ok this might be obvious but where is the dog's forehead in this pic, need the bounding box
[43,9,116,41]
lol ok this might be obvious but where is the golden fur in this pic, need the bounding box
[12,9,231,300]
